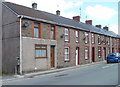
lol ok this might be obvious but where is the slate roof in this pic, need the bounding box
[3,2,120,38]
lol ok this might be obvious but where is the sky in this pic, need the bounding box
[5,0,119,34]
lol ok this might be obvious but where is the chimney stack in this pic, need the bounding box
[96,25,102,28]
[56,10,60,16]
[103,26,109,31]
[32,3,37,10]
[73,16,80,22]
[85,20,92,25]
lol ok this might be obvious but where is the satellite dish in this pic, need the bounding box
[22,22,29,27]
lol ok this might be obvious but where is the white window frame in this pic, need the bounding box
[98,35,101,44]
[98,47,102,58]
[85,47,89,59]
[65,28,69,41]
[64,47,70,61]
[91,33,95,44]
[85,32,89,43]
[76,31,79,42]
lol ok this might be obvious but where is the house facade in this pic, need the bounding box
[1,1,120,74]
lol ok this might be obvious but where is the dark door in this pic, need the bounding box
[104,47,106,60]
[92,47,95,62]
[51,46,55,68]
[112,48,114,53]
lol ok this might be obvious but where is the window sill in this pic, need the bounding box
[64,60,70,62]
[35,57,47,59]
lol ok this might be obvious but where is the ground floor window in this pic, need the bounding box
[85,47,89,59]
[64,47,70,61]
[35,45,47,58]
[98,47,102,58]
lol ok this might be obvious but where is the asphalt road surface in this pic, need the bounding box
[2,62,119,85]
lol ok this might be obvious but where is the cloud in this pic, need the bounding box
[62,11,78,19]
[85,5,117,21]
[109,24,118,34]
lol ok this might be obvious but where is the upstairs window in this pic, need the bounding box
[51,26,55,40]
[107,37,110,45]
[102,36,106,45]
[91,33,95,44]
[65,28,69,41]
[98,35,101,45]
[85,47,89,59]
[84,32,89,44]
[75,31,79,42]
[112,38,114,46]
[34,23,40,38]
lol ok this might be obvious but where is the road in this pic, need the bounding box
[2,62,119,85]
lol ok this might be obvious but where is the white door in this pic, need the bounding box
[76,48,79,65]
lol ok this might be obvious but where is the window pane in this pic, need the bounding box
[65,35,68,41]
[35,47,47,58]
[34,28,39,37]
[76,37,78,42]
[51,31,54,39]
[65,29,68,35]
[64,47,69,60]
[85,47,88,59]
[76,31,78,37]
[34,23,39,27]
[51,26,55,30]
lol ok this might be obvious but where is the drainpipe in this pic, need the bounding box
[110,37,112,53]
[19,15,23,75]
[89,32,92,63]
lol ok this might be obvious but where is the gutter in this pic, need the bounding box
[18,15,89,32]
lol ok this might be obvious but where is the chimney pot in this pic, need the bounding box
[73,16,80,22]
[96,25,102,28]
[56,10,60,16]
[32,3,37,10]
[103,26,109,31]
[85,20,92,25]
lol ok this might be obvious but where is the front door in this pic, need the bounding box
[51,46,55,68]
[76,47,79,65]
[112,48,114,53]
[103,47,106,60]
[92,47,95,62]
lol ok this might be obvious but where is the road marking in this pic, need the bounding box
[102,64,114,69]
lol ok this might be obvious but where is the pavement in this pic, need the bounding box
[1,61,106,82]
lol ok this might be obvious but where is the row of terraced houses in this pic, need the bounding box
[1,1,120,74]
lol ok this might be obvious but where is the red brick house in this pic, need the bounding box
[1,1,120,74]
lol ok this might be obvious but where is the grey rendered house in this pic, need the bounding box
[1,1,120,74]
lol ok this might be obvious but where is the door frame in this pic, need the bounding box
[50,46,55,68]
[103,47,106,60]
[75,47,80,65]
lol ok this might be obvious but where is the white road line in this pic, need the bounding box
[102,64,114,69]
